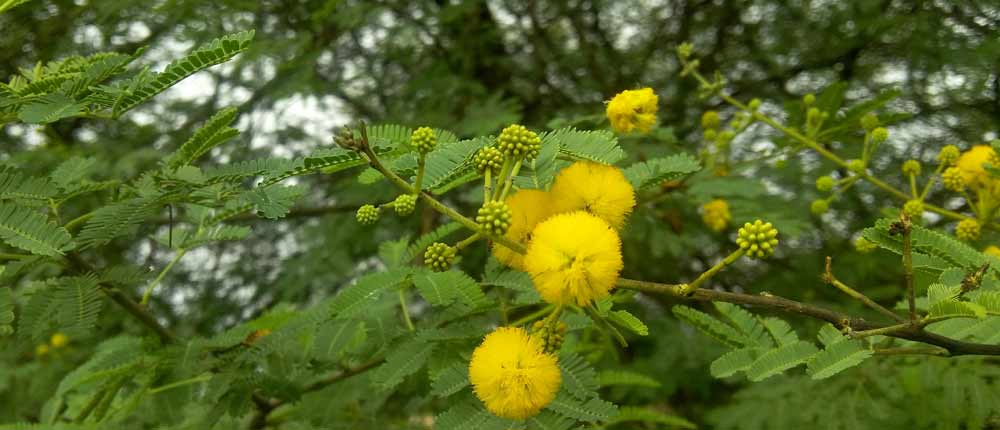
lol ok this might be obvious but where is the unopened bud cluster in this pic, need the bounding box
[356,204,380,225]
[474,147,504,175]
[424,242,457,272]
[496,124,542,160]
[903,200,924,219]
[530,320,568,354]
[476,201,512,236]
[956,218,981,242]
[737,220,779,259]
[393,194,417,216]
[411,126,437,154]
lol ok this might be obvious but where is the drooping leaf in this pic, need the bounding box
[807,339,873,380]
[623,153,701,190]
[17,93,85,123]
[745,341,818,382]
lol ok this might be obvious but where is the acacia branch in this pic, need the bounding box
[617,278,1000,357]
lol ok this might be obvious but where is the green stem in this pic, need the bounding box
[0,253,29,261]
[920,162,946,200]
[681,249,745,295]
[455,233,481,250]
[483,169,492,203]
[851,322,911,339]
[491,158,513,201]
[64,211,95,232]
[141,248,188,306]
[499,159,523,201]
[909,174,918,199]
[413,155,426,193]
[148,374,212,394]
[512,305,555,326]
[902,217,916,322]
[399,289,415,331]
[361,147,526,254]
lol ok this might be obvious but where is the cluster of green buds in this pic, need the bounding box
[392,194,417,216]
[424,242,457,272]
[854,236,878,253]
[476,201,512,236]
[737,220,779,259]
[903,199,924,220]
[411,126,437,154]
[530,319,568,354]
[956,218,981,242]
[496,124,542,161]
[699,108,750,178]
[474,146,503,175]
[356,204,380,225]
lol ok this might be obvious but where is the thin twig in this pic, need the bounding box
[823,256,906,323]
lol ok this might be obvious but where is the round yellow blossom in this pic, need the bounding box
[493,190,555,270]
[35,344,50,357]
[956,145,998,190]
[701,199,731,232]
[983,246,1000,259]
[550,161,636,230]
[956,218,981,242]
[605,88,659,134]
[50,332,69,348]
[525,212,623,306]
[469,327,561,420]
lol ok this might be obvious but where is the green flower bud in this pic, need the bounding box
[703,129,718,141]
[956,218,981,242]
[496,124,542,160]
[531,320,568,354]
[847,159,866,174]
[937,145,960,166]
[901,160,921,176]
[424,242,457,272]
[807,107,823,126]
[860,113,879,131]
[803,93,816,105]
[701,110,721,130]
[810,199,829,215]
[942,167,966,191]
[474,146,504,175]
[716,130,735,146]
[334,126,365,152]
[476,201,512,236]
[748,98,762,111]
[392,194,417,216]
[815,175,835,192]
[871,127,889,143]
[903,200,924,220]
[854,236,877,253]
[411,126,437,154]
[737,220,779,259]
[356,204,380,225]
[774,159,787,169]
[677,42,694,59]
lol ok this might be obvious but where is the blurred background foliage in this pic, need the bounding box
[2,0,999,428]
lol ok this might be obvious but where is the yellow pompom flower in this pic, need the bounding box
[956,145,998,190]
[550,161,636,230]
[469,326,561,420]
[493,190,555,270]
[605,88,659,134]
[701,199,731,232]
[525,212,623,306]
[50,332,69,348]
[983,245,1000,259]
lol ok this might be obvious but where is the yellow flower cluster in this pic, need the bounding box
[493,190,554,270]
[701,199,731,232]
[550,161,636,229]
[469,327,561,420]
[605,88,659,134]
[525,212,624,306]
[956,145,997,190]
[491,161,633,306]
